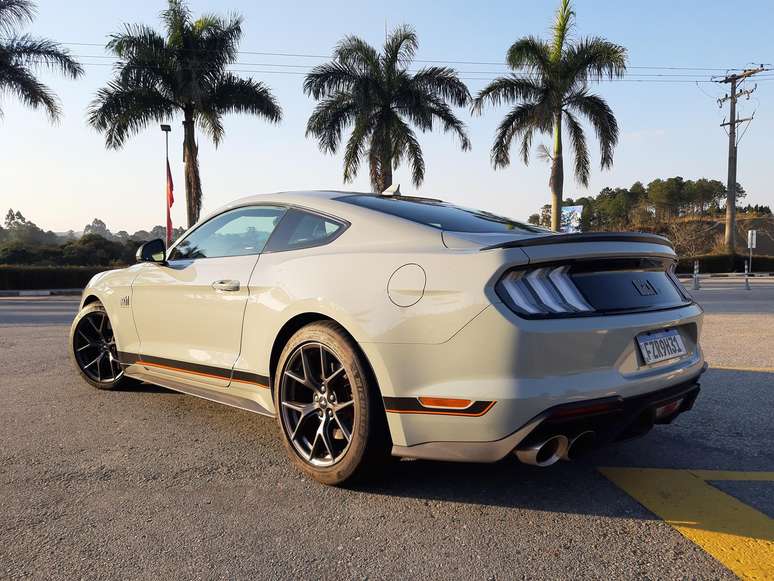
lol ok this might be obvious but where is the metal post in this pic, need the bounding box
[692,260,700,291]
[160,124,172,246]
[749,245,753,275]
[744,260,751,291]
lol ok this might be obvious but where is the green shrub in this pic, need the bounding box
[0,265,108,290]
[676,254,774,274]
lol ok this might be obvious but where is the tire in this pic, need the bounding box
[274,321,390,485]
[69,302,134,390]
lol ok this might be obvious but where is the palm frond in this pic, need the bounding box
[305,92,359,154]
[4,34,83,78]
[108,24,167,60]
[0,60,59,120]
[161,0,191,46]
[202,73,282,128]
[490,102,551,168]
[536,143,553,163]
[564,90,618,168]
[382,24,417,72]
[550,0,575,61]
[505,37,551,75]
[196,109,224,146]
[333,35,381,77]
[303,61,362,100]
[391,117,425,187]
[0,0,34,34]
[342,114,374,182]
[563,109,590,186]
[409,66,470,107]
[471,75,543,114]
[563,37,627,85]
[194,12,243,68]
[88,81,176,148]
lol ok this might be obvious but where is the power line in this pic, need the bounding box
[28,56,774,83]
[61,55,765,77]
[24,39,763,72]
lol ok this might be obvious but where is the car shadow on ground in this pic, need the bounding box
[346,367,773,532]
[353,454,655,517]
[111,367,771,526]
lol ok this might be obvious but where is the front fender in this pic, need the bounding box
[79,265,143,355]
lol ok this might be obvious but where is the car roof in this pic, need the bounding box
[197,190,548,250]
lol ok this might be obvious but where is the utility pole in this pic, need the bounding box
[716,67,765,254]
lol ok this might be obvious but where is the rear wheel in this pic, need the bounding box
[274,321,389,485]
[70,302,132,390]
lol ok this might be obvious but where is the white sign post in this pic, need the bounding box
[747,229,757,273]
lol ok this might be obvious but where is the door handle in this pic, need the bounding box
[212,280,240,292]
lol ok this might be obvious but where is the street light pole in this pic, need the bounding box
[160,124,171,246]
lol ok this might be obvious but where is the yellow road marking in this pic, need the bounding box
[599,468,774,581]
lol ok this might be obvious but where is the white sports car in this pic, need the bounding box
[70,191,705,484]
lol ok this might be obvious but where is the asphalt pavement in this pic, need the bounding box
[0,297,80,326]
[0,284,772,580]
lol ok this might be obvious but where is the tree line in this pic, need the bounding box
[0,210,185,266]
[3,0,626,234]
[527,177,772,231]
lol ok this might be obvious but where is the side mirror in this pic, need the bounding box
[136,238,167,263]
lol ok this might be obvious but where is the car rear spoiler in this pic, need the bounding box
[480,232,674,251]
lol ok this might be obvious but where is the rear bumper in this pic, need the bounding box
[361,301,705,452]
[391,371,704,462]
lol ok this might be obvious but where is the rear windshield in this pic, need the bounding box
[337,194,543,234]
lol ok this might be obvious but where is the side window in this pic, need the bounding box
[264,209,346,252]
[169,206,286,260]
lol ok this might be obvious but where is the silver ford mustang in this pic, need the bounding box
[70,191,705,485]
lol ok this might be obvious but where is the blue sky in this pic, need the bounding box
[2,0,773,233]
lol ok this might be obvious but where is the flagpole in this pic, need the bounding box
[160,124,171,246]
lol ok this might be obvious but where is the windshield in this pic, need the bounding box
[338,195,543,234]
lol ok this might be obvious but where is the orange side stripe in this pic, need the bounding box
[136,360,270,388]
[230,377,270,389]
[136,360,227,382]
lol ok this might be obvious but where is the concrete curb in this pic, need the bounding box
[0,289,82,297]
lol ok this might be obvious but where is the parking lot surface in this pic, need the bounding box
[1,283,772,579]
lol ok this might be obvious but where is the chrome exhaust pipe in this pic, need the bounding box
[560,431,596,461]
[514,435,569,467]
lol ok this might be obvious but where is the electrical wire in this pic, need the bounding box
[12,38,764,72]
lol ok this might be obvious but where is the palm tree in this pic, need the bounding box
[0,0,82,121]
[472,0,627,231]
[89,0,282,228]
[304,25,471,193]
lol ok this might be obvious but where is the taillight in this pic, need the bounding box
[497,265,594,316]
[496,258,692,318]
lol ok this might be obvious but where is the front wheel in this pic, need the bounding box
[274,321,389,485]
[69,302,132,390]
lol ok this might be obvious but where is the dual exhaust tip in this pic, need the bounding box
[514,431,596,467]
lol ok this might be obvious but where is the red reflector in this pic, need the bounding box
[655,398,683,419]
[551,401,620,418]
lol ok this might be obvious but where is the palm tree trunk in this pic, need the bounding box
[182,108,202,228]
[381,153,393,192]
[377,128,392,193]
[549,111,564,232]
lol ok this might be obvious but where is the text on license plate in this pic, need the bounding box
[637,329,687,365]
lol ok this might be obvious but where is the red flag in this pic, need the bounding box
[166,160,174,247]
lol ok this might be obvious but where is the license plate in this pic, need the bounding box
[637,329,687,365]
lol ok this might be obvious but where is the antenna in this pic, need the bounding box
[381,183,401,196]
